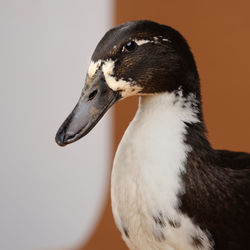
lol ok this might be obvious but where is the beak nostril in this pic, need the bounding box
[88,89,98,101]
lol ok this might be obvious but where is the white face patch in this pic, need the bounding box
[87,60,102,78]
[102,59,142,98]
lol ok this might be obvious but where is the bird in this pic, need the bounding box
[55,20,250,250]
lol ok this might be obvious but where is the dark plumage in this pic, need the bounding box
[56,20,250,249]
[181,123,250,249]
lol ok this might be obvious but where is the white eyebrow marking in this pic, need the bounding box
[134,38,163,46]
[134,39,151,46]
[88,60,102,78]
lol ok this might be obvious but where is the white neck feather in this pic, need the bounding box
[112,91,199,210]
[111,92,212,250]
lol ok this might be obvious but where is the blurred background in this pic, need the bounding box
[0,0,249,250]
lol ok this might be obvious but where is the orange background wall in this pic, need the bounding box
[82,1,250,249]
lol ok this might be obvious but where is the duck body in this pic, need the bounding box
[56,20,250,249]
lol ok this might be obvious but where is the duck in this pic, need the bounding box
[55,20,250,250]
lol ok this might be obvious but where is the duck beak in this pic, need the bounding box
[55,71,120,146]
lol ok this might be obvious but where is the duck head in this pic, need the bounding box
[56,20,200,146]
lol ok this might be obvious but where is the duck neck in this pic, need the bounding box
[137,90,212,157]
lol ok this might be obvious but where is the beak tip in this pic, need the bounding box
[55,128,68,147]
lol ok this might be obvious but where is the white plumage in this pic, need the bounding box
[111,92,212,250]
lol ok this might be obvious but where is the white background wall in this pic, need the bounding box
[0,1,112,249]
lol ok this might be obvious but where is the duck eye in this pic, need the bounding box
[123,41,137,52]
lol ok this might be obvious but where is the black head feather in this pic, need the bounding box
[92,20,200,97]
